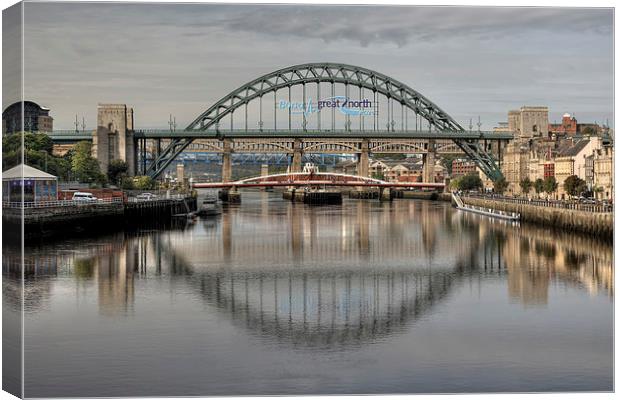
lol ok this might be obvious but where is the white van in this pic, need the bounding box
[72,192,98,202]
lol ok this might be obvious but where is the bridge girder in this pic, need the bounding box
[144,63,505,180]
[152,138,478,156]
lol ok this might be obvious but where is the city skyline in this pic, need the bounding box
[6,3,614,130]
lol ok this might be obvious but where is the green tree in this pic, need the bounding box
[71,141,106,185]
[563,175,587,197]
[133,175,155,190]
[2,132,71,179]
[449,176,462,190]
[458,173,483,191]
[493,177,508,194]
[371,171,385,181]
[543,176,558,196]
[120,176,135,190]
[107,159,129,185]
[519,177,532,196]
[593,186,604,198]
[534,178,545,197]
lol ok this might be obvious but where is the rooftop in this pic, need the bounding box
[2,164,57,180]
[557,139,590,157]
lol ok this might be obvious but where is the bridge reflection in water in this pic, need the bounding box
[5,194,612,349]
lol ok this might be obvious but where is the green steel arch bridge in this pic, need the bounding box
[47,63,514,181]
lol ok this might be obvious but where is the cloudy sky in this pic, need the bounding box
[11,3,615,130]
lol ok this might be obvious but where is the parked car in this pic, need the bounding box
[136,192,158,201]
[72,192,98,202]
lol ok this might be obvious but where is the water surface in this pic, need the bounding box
[4,192,613,396]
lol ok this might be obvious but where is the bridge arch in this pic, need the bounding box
[147,63,504,180]
[187,62,463,132]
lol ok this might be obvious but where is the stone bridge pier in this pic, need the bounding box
[422,139,436,183]
[93,104,135,176]
[290,138,303,172]
[357,138,370,177]
[221,138,233,182]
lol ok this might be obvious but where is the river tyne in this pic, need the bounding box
[4,192,613,396]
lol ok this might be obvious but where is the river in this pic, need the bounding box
[3,191,613,396]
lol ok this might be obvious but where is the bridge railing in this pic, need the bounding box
[464,193,613,213]
[48,130,93,135]
[125,193,186,203]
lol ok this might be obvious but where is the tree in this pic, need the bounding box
[534,178,545,197]
[133,175,155,190]
[493,177,508,194]
[449,176,462,191]
[2,132,71,179]
[458,173,482,191]
[71,141,106,185]
[563,175,587,197]
[593,186,604,199]
[120,176,135,190]
[581,126,596,136]
[543,176,558,196]
[108,159,129,185]
[519,177,532,196]
[371,171,385,181]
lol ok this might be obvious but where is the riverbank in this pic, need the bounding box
[3,196,198,241]
[460,195,613,238]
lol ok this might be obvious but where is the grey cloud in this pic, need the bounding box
[15,3,614,130]
[214,6,612,47]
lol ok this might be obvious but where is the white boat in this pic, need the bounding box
[452,192,520,221]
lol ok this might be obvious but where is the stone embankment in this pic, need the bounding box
[3,196,197,240]
[460,196,613,238]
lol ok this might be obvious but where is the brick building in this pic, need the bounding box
[549,113,601,136]
[451,159,477,177]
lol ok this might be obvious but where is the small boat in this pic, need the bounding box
[173,211,198,219]
[451,192,520,221]
[197,199,222,217]
[202,194,218,204]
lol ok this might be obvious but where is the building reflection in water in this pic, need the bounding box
[6,194,613,346]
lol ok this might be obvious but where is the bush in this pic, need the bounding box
[108,159,129,184]
[120,176,135,190]
[458,173,483,191]
[493,177,508,194]
[133,175,155,190]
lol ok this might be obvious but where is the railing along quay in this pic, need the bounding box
[2,198,123,209]
[464,194,613,213]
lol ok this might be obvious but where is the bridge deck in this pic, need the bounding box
[47,129,513,141]
[193,181,445,188]
[133,129,513,140]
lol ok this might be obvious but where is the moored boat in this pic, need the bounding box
[451,192,520,221]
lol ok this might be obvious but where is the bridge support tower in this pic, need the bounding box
[291,138,303,172]
[379,187,393,202]
[93,104,135,176]
[422,139,436,183]
[357,138,370,177]
[222,138,233,182]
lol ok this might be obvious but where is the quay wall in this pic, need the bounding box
[3,197,197,240]
[461,196,613,238]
